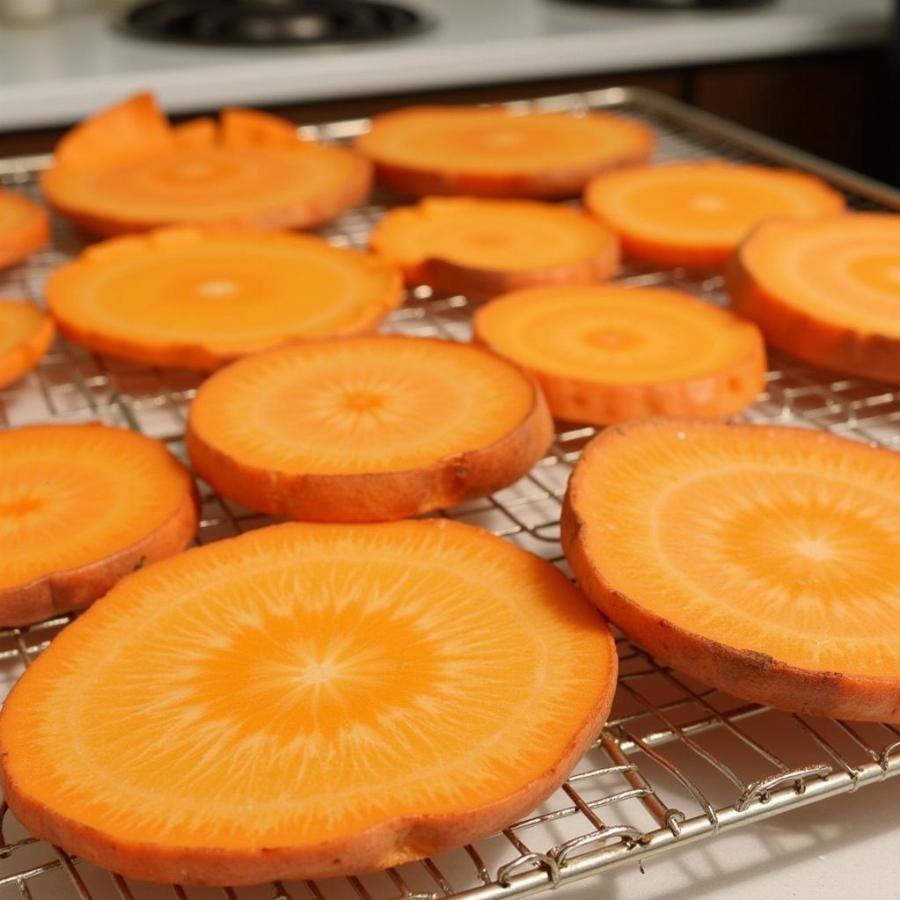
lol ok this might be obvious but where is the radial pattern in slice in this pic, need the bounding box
[474,284,765,424]
[728,212,900,384]
[563,419,900,721]
[370,197,619,300]
[584,162,844,269]
[0,424,197,626]
[0,300,54,388]
[0,189,49,270]
[187,335,553,521]
[47,228,403,370]
[356,105,654,199]
[41,93,372,235]
[0,519,617,885]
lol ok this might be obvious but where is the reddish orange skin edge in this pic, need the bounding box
[727,230,900,385]
[561,421,900,723]
[1,521,617,885]
[0,314,55,389]
[0,484,198,628]
[187,350,555,522]
[0,195,49,271]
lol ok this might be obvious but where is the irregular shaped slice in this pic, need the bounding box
[370,197,619,300]
[356,105,654,199]
[187,335,553,521]
[0,189,48,270]
[728,213,900,383]
[474,285,765,424]
[584,162,844,269]
[0,519,617,885]
[0,424,197,626]
[563,420,900,721]
[47,228,403,370]
[41,93,371,235]
[0,300,54,388]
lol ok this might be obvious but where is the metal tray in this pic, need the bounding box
[1,86,899,900]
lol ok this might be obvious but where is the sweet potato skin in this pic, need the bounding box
[561,424,900,723]
[727,232,900,385]
[187,374,554,522]
[1,620,615,884]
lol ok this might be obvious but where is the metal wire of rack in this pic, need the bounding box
[1,86,900,900]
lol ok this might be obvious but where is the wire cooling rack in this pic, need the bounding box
[1,87,900,900]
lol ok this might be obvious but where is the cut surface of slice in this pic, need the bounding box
[41,93,371,235]
[0,189,49,270]
[584,162,844,269]
[0,423,197,626]
[562,419,900,721]
[369,197,619,299]
[187,335,553,521]
[47,228,403,370]
[474,285,765,424]
[728,213,900,383]
[0,300,54,388]
[356,105,654,199]
[0,519,617,885]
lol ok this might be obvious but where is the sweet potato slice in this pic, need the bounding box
[187,335,553,521]
[370,197,619,300]
[562,419,900,722]
[0,518,617,885]
[0,300,54,388]
[46,228,403,370]
[41,93,371,235]
[584,161,844,270]
[356,105,654,199]
[0,189,49,270]
[728,213,900,384]
[0,423,197,627]
[474,284,765,424]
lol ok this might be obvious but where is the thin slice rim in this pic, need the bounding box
[0,190,49,270]
[0,299,55,389]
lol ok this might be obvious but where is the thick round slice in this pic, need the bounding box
[47,228,403,370]
[0,189,48,270]
[474,285,765,424]
[370,197,619,300]
[356,105,654,199]
[0,300,54,388]
[41,94,371,235]
[188,335,552,521]
[584,162,844,269]
[0,424,197,626]
[728,213,900,384]
[0,519,617,885]
[563,420,900,721]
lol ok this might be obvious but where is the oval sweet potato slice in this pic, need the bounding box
[0,299,54,388]
[0,518,617,885]
[474,284,765,424]
[728,212,900,384]
[0,189,48,270]
[356,105,654,199]
[0,423,197,626]
[562,419,900,722]
[584,161,844,269]
[370,197,619,300]
[187,335,553,521]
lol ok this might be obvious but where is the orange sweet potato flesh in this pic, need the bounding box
[0,300,54,389]
[356,105,654,199]
[370,197,620,300]
[187,335,554,521]
[474,285,765,424]
[728,212,900,384]
[0,190,49,270]
[562,419,900,721]
[0,423,197,626]
[0,519,617,884]
[41,93,372,235]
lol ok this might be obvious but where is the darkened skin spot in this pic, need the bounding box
[132,555,148,571]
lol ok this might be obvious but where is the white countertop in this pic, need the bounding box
[0,0,892,131]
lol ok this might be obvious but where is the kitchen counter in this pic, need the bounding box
[0,0,891,131]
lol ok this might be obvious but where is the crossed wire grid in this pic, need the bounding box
[1,88,900,900]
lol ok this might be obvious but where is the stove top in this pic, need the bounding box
[116,0,431,47]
